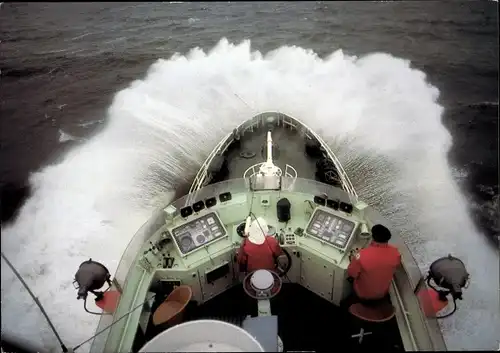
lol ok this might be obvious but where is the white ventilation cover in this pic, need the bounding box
[139,320,265,352]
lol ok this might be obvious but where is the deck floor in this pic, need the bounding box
[139,284,404,352]
[225,125,318,181]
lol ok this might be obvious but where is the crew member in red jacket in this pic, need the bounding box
[343,224,401,307]
[237,216,283,273]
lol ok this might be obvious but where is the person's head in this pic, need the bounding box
[247,217,268,245]
[371,224,392,243]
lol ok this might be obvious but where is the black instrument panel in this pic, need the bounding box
[172,212,227,255]
[305,208,356,250]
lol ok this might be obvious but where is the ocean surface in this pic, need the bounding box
[1,2,498,352]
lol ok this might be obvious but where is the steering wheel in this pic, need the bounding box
[275,248,292,277]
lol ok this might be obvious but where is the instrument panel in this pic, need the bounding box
[171,212,227,256]
[305,208,356,251]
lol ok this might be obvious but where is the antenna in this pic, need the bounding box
[233,92,254,111]
[258,131,282,177]
[1,252,69,353]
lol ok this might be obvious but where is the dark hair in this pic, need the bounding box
[371,224,392,243]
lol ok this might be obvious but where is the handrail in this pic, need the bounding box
[243,162,283,179]
[284,164,298,191]
[188,112,358,204]
[243,162,263,179]
[293,117,358,204]
[187,118,254,203]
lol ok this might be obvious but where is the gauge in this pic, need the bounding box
[180,236,194,253]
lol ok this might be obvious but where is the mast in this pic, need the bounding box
[258,131,281,177]
[266,131,273,165]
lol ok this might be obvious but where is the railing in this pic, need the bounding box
[284,165,297,178]
[274,112,358,203]
[243,162,297,182]
[243,162,283,179]
[187,111,358,205]
[187,121,254,199]
[283,164,298,190]
[294,120,358,204]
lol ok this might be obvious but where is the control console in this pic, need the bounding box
[171,212,227,256]
[305,207,357,251]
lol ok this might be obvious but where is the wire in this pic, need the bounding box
[233,92,254,112]
[425,276,460,319]
[81,284,114,316]
[1,252,69,353]
[435,297,458,319]
[84,297,113,316]
[248,190,255,215]
[73,294,156,351]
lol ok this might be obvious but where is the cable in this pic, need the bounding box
[435,297,458,319]
[81,283,114,316]
[84,297,113,316]
[72,294,156,351]
[425,276,460,319]
[248,190,255,216]
[1,252,69,353]
[233,92,254,112]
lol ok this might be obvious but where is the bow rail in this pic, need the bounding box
[188,112,358,204]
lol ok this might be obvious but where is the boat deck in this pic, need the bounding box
[223,125,318,182]
[138,284,404,352]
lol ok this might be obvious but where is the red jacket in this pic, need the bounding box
[237,236,282,272]
[347,242,401,300]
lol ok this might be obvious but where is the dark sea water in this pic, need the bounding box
[0,1,498,352]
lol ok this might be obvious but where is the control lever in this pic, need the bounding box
[294,227,304,236]
[161,255,175,269]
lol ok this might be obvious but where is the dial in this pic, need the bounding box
[180,236,194,253]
